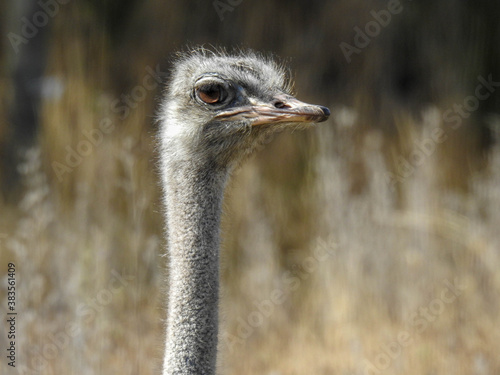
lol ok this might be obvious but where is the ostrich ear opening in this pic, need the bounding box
[214,95,330,126]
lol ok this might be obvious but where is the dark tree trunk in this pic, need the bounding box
[2,0,50,201]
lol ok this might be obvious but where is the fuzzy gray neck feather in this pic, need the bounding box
[162,157,229,375]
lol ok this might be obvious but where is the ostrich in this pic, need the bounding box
[159,49,329,375]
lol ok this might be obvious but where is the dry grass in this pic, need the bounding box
[2,98,499,375]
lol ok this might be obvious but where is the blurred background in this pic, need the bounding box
[1,0,500,374]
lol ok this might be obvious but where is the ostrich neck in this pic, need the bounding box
[163,158,228,375]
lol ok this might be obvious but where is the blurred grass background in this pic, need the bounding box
[1,0,500,374]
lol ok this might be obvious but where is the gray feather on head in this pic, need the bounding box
[159,47,328,170]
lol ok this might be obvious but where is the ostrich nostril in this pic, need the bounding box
[273,100,289,109]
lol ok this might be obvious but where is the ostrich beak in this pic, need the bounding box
[214,95,330,126]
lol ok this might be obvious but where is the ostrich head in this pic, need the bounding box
[160,49,330,169]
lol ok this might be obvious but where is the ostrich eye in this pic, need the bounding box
[196,84,226,104]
